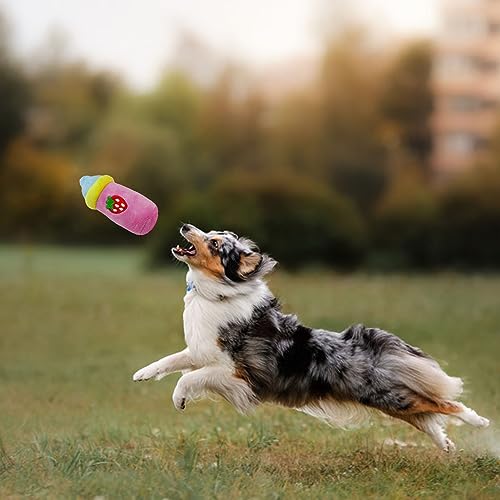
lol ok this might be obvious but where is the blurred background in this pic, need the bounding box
[1,0,500,269]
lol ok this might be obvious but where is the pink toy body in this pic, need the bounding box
[97,182,158,235]
[79,175,158,235]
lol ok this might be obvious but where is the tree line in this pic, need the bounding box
[1,15,499,269]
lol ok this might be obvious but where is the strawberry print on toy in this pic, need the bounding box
[106,195,128,214]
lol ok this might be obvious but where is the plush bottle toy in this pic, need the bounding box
[79,175,158,235]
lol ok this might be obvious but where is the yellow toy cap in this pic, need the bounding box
[79,175,114,210]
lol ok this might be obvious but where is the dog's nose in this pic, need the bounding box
[181,223,192,233]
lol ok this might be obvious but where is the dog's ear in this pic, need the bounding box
[239,251,262,277]
[239,252,277,279]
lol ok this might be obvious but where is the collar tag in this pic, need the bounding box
[186,281,195,293]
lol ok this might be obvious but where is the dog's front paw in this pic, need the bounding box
[443,437,456,453]
[477,416,490,428]
[133,362,164,381]
[172,387,187,412]
[174,396,186,412]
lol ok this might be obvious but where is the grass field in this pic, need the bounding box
[0,246,499,499]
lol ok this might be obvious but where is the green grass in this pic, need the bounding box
[0,246,499,499]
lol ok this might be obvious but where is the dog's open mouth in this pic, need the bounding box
[172,243,197,257]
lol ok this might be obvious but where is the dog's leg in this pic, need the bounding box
[399,413,456,452]
[387,398,489,451]
[449,403,490,428]
[399,399,490,428]
[384,408,454,451]
[133,348,194,381]
[172,366,258,414]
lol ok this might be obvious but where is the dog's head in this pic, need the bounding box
[172,224,276,283]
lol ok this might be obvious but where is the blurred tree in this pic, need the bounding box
[379,41,434,170]
[318,29,388,214]
[121,129,187,211]
[29,57,120,152]
[199,67,269,176]
[374,167,439,268]
[231,90,269,171]
[0,12,30,157]
[0,138,75,239]
[436,165,500,268]
[142,71,207,186]
[90,118,188,212]
[145,72,201,136]
[270,91,323,177]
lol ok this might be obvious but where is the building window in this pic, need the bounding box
[475,137,490,151]
[435,55,476,78]
[477,58,499,71]
[442,132,477,155]
[490,22,500,34]
[446,96,499,112]
[446,96,481,111]
[435,54,499,78]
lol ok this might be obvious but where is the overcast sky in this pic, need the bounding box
[1,0,440,90]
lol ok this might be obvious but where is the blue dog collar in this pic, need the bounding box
[186,281,196,293]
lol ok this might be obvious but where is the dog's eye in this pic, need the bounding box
[211,239,219,249]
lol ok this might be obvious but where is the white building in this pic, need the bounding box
[432,0,500,173]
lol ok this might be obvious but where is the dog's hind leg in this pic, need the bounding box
[405,399,490,428]
[449,403,490,428]
[395,412,456,452]
[387,398,489,451]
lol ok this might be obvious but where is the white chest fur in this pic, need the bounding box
[182,273,270,367]
[183,292,229,366]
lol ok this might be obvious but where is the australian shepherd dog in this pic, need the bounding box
[133,224,489,451]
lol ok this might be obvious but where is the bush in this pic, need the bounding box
[0,139,74,240]
[150,171,366,269]
[374,170,439,268]
[435,165,500,269]
[373,165,500,270]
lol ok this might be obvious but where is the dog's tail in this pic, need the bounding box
[383,353,463,402]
